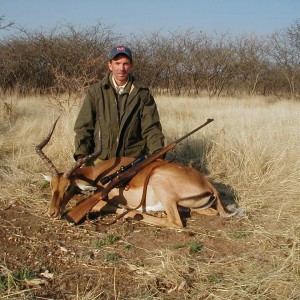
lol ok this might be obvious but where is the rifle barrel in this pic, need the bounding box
[174,118,214,144]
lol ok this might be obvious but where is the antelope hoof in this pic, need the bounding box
[48,210,62,219]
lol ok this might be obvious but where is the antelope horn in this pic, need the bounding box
[35,117,60,176]
[62,148,102,178]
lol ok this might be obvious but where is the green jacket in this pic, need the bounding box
[74,74,165,160]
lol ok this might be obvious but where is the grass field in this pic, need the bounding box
[0,95,300,299]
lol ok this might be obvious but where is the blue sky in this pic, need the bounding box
[1,0,299,38]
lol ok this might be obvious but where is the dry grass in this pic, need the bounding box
[158,96,300,299]
[0,94,300,299]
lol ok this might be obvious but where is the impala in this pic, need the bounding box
[36,119,240,228]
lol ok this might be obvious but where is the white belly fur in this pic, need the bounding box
[135,202,165,212]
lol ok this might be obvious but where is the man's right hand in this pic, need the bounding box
[75,155,86,167]
[75,154,85,161]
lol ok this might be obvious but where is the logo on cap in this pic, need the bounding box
[117,47,126,51]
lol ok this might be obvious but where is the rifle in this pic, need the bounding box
[100,155,146,185]
[65,118,214,224]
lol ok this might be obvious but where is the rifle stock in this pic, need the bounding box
[65,118,214,224]
[65,194,101,224]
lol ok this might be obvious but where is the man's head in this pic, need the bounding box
[108,46,133,86]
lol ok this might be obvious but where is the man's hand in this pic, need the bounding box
[75,155,86,167]
[75,155,85,161]
[152,149,166,159]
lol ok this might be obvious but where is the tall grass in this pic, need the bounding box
[1,95,300,299]
[159,96,300,209]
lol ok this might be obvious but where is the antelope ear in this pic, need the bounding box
[42,174,52,182]
[75,179,97,191]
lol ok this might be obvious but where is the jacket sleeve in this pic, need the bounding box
[141,92,165,154]
[73,88,96,159]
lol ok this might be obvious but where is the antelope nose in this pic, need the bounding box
[48,207,59,218]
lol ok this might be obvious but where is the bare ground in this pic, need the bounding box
[0,194,251,300]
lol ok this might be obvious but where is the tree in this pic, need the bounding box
[268,19,300,99]
[0,16,14,31]
[233,34,269,95]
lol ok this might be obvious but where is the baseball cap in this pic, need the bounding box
[109,46,133,61]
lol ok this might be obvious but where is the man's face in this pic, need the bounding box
[108,55,132,85]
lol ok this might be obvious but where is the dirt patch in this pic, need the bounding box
[0,201,251,299]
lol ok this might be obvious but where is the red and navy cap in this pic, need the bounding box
[109,46,133,61]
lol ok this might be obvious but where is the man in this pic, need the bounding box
[74,46,165,163]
